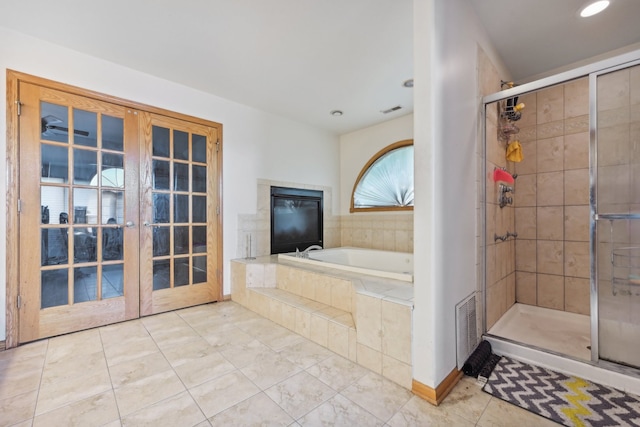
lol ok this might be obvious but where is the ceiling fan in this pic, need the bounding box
[41,115,90,137]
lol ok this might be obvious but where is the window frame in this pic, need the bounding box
[350,139,414,213]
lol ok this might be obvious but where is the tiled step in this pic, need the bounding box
[249,287,357,361]
[275,264,353,313]
[231,258,413,389]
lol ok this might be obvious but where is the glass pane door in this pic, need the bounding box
[595,63,640,368]
[19,82,139,342]
[40,102,126,302]
[140,113,219,315]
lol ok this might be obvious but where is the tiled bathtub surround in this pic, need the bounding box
[341,213,414,253]
[236,179,341,258]
[236,179,414,259]
[231,256,414,389]
[512,78,591,317]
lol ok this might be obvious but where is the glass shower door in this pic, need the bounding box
[595,62,640,368]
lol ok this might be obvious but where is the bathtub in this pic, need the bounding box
[278,247,413,282]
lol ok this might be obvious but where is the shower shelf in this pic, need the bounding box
[612,246,640,296]
[497,97,524,144]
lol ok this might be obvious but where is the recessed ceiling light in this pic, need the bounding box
[580,0,610,17]
[330,110,343,116]
[403,79,414,88]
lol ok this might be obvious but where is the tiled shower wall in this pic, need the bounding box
[236,179,413,258]
[481,56,640,330]
[513,78,591,316]
[481,47,517,330]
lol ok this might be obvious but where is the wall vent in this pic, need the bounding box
[381,105,402,114]
[456,292,479,370]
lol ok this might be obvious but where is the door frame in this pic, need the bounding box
[5,70,224,348]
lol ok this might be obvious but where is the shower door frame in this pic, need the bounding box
[481,48,640,373]
[589,58,640,368]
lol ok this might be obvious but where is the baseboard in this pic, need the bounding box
[0,340,5,352]
[412,367,462,406]
[222,294,232,301]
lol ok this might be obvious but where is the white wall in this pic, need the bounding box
[412,0,509,387]
[0,26,340,341]
[338,114,413,215]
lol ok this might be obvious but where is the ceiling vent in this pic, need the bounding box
[381,105,402,114]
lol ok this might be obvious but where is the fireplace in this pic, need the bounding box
[270,186,323,254]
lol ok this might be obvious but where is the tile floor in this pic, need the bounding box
[0,301,559,426]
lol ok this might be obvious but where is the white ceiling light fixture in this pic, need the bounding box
[580,0,610,17]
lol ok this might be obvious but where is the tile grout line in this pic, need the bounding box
[473,384,494,427]
[235,302,412,424]
[28,338,50,425]
[139,313,210,423]
[98,326,123,425]
[178,312,246,424]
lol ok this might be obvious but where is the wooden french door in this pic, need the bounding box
[138,113,220,316]
[15,78,221,343]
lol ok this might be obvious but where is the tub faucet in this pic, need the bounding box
[296,245,323,259]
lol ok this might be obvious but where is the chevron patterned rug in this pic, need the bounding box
[483,356,640,426]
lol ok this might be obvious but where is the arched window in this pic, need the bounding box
[350,139,414,212]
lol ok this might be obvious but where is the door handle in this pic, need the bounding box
[125,221,135,228]
[143,221,151,227]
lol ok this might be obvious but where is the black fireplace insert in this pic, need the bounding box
[270,186,323,254]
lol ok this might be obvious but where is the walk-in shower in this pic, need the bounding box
[482,50,640,375]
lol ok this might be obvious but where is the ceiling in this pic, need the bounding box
[468,0,640,83]
[1,1,640,135]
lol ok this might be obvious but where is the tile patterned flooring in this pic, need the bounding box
[0,301,559,426]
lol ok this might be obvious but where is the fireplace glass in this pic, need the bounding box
[270,186,323,254]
